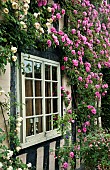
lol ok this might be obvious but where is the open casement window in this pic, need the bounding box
[21,53,61,147]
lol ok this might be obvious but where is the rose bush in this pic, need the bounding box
[0,0,110,169]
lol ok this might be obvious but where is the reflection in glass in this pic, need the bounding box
[35,117,43,134]
[52,82,57,96]
[26,99,33,116]
[35,81,42,96]
[34,63,41,79]
[45,99,51,114]
[24,60,32,77]
[52,66,57,81]
[25,80,33,97]
[53,114,58,129]
[53,99,58,113]
[26,118,34,136]
[35,99,42,115]
[46,116,51,131]
[45,65,51,80]
[45,82,51,97]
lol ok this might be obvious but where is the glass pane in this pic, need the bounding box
[45,82,51,97]
[53,98,58,113]
[25,80,33,97]
[52,66,57,81]
[34,62,42,79]
[24,60,32,78]
[26,118,34,136]
[35,99,42,115]
[35,81,42,96]
[52,82,58,96]
[45,99,51,114]
[53,114,58,129]
[45,65,51,80]
[46,116,52,131]
[35,117,43,134]
[26,99,33,116]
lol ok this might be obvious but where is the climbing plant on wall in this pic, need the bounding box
[0,0,110,169]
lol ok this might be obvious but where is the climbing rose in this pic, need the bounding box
[91,108,96,114]
[82,127,87,133]
[63,162,68,169]
[47,40,51,47]
[78,76,83,81]
[72,59,78,67]
[69,152,74,158]
[63,56,68,62]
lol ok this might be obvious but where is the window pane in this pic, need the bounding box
[24,60,32,78]
[45,99,51,114]
[53,114,58,129]
[46,116,52,131]
[45,65,51,80]
[34,62,41,79]
[52,66,57,81]
[35,99,42,115]
[35,117,43,134]
[25,80,33,97]
[26,99,33,116]
[35,81,42,96]
[53,98,58,113]
[26,118,34,136]
[52,82,58,96]
[45,82,51,97]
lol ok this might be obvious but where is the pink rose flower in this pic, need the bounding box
[78,76,83,81]
[63,162,68,169]
[56,13,61,20]
[91,108,96,115]
[47,40,51,47]
[61,66,65,70]
[71,50,76,55]
[72,59,78,67]
[82,127,87,133]
[63,56,68,62]
[62,9,65,15]
[78,129,81,133]
[69,152,74,158]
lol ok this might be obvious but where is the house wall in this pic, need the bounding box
[0,64,10,146]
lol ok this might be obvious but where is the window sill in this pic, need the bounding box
[21,130,61,149]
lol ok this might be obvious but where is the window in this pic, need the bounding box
[20,53,61,147]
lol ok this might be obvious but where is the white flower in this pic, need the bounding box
[16,146,21,152]
[23,0,30,3]
[16,127,20,133]
[16,117,23,122]
[17,168,22,170]
[20,21,27,29]
[0,162,3,168]
[47,7,52,12]
[39,27,44,34]
[7,150,13,159]
[34,22,40,29]
[3,8,9,14]
[16,122,21,127]
[47,18,53,23]
[33,12,40,18]
[46,22,51,27]
[23,3,29,10]
[12,55,17,62]
[11,46,17,53]
[12,2,19,10]
[7,166,13,170]
[27,162,32,168]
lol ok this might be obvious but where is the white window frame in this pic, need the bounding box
[20,53,61,148]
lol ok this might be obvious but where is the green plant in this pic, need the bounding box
[80,128,110,170]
